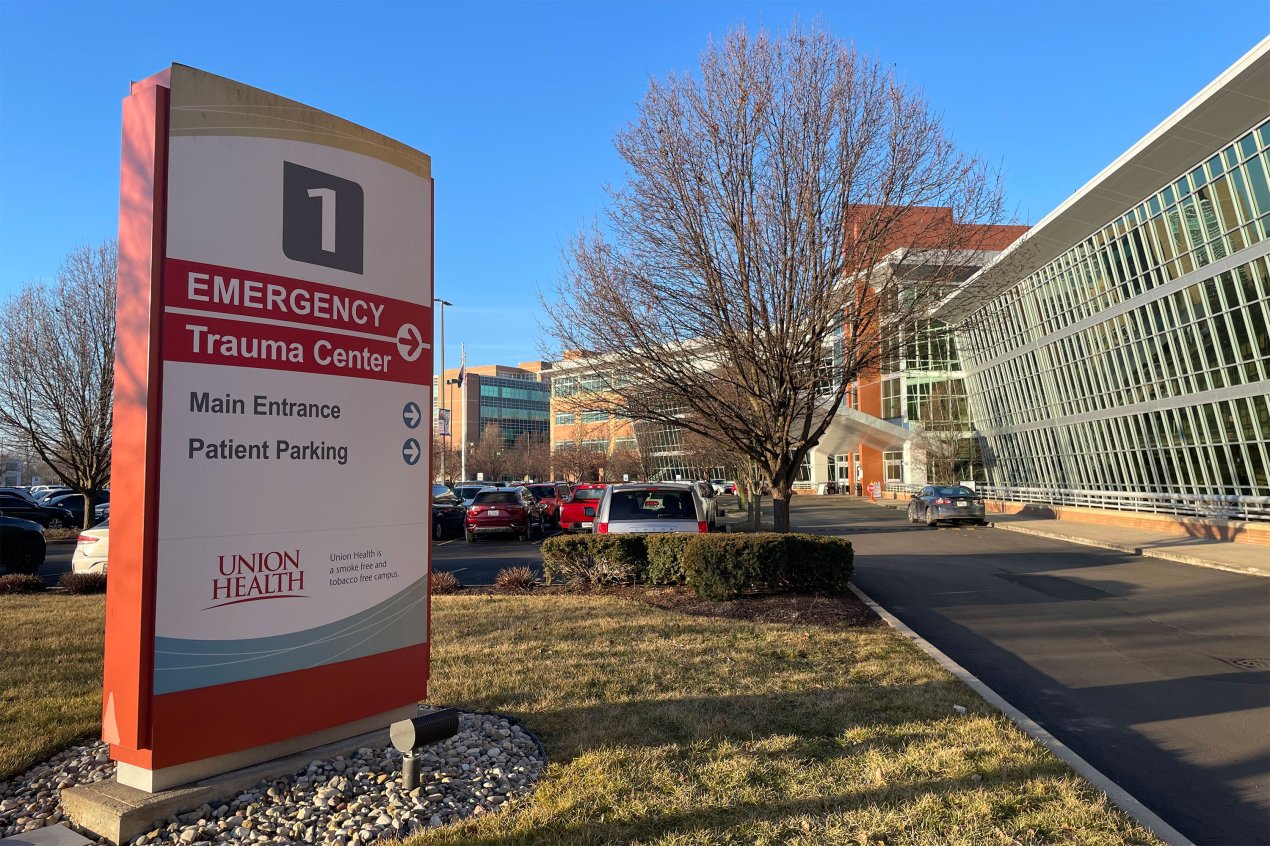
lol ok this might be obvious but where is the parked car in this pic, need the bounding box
[558,483,608,533]
[72,517,110,573]
[524,482,573,527]
[452,483,490,508]
[0,514,46,574]
[464,486,548,542]
[693,481,720,529]
[710,479,736,495]
[0,493,75,528]
[0,487,38,504]
[906,485,987,527]
[44,492,109,527]
[34,487,73,504]
[594,482,708,534]
[431,484,465,540]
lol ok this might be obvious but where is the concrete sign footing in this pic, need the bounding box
[61,722,398,845]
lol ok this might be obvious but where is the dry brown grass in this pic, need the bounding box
[0,594,105,779]
[2,591,1162,845]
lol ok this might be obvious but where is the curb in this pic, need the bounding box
[848,582,1195,846]
[991,522,1269,578]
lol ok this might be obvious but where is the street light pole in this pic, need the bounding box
[433,298,452,483]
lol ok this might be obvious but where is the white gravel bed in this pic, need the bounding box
[0,710,546,845]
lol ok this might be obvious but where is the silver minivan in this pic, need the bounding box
[594,482,708,534]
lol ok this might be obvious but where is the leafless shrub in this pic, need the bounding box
[495,566,537,592]
[59,572,107,594]
[0,574,45,595]
[430,570,462,595]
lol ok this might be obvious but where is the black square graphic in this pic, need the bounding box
[282,161,364,274]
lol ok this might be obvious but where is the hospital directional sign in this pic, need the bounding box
[106,65,434,792]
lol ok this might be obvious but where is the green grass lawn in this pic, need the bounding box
[1,591,1160,845]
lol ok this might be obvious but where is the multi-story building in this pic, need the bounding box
[800,210,1029,493]
[434,361,553,471]
[935,38,1269,518]
[548,352,644,479]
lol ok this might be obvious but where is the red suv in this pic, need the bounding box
[558,483,608,533]
[524,482,572,528]
[464,487,547,542]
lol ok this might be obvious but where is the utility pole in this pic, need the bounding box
[433,298,452,483]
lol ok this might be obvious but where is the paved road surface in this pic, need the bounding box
[791,496,1269,846]
[37,540,75,587]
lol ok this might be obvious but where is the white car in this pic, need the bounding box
[709,479,736,495]
[71,517,109,574]
[594,482,708,534]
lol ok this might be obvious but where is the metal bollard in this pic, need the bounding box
[391,708,460,790]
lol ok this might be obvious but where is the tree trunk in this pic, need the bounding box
[771,485,793,533]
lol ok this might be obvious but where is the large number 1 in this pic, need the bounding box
[306,188,337,253]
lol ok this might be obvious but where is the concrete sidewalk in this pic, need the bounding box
[859,494,1268,578]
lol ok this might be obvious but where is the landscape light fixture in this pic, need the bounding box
[391,708,460,790]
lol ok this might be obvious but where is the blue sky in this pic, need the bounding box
[0,1,1264,370]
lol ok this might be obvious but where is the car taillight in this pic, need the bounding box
[934,497,950,505]
[77,534,98,544]
[597,523,609,533]
[697,521,708,533]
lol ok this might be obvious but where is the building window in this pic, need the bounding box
[555,412,575,425]
[581,411,608,423]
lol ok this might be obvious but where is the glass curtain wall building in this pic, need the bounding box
[936,39,1270,518]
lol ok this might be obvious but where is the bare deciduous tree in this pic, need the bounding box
[0,242,117,527]
[467,424,515,482]
[542,25,1003,530]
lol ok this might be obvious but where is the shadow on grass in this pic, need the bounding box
[430,760,1107,846]
[456,680,985,765]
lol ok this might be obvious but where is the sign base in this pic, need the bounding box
[115,703,415,793]
[63,705,414,843]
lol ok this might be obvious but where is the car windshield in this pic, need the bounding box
[473,491,520,505]
[572,488,605,501]
[608,490,696,520]
[526,486,553,499]
[455,487,483,498]
[934,486,976,496]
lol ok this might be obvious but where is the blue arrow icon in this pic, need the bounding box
[402,438,421,466]
[402,401,422,429]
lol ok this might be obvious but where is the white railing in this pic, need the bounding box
[882,482,1270,522]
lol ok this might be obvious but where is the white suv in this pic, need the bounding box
[594,482,708,535]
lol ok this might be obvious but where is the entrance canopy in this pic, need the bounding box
[816,406,912,455]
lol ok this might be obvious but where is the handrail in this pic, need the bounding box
[883,482,1270,521]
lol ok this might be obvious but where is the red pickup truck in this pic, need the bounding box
[557,483,608,533]
[525,482,572,527]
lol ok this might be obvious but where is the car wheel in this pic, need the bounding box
[432,520,443,541]
[907,506,918,525]
[465,529,476,543]
[976,519,989,527]
[46,517,65,530]
[925,509,939,528]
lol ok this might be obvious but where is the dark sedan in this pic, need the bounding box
[431,484,466,540]
[44,492,109,528]
[0,493,75,529]
[0,514,47,574]
[906,485,987,527]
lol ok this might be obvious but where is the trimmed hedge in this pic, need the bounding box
[541,532,853,600]
[644,534,693,585]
